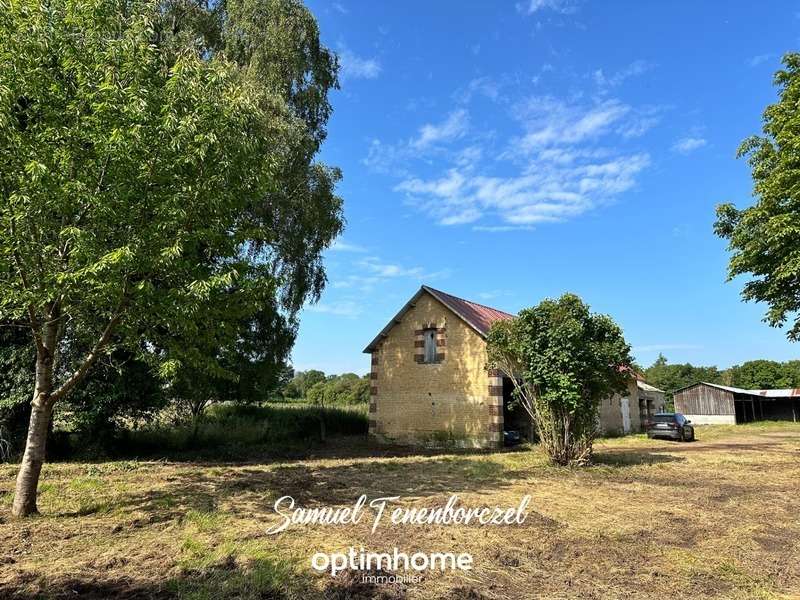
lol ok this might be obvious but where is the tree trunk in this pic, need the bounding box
[11,402,52,517]
[11,307,118,517]
[189,398,209,442]
[12,325,57,518]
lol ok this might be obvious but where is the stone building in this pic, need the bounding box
[364,286,659,448]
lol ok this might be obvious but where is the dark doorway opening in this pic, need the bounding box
[735,399,755,423]
[502,377,534,441]
[735,396,799,423]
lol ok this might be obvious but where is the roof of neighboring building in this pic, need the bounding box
[637,380,665,394]
[746,387,800,398]
[363,285,515,353]
[673,381,800,398]
[693,382,747,394]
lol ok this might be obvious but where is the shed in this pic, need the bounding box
[637,380,667,424]
[673,382,800,425]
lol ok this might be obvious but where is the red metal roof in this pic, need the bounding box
[424,286,515,337]
[363,285,515,352]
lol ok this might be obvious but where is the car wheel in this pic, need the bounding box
[688,428,695,442]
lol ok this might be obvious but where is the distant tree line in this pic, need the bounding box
[280,369,370,406]
[644,354,800,402]
[0,333,368,458]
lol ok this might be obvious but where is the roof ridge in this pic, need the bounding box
[422,285,515,317]
[363,285,515,353]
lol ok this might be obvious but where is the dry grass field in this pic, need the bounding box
[1,422,799,600]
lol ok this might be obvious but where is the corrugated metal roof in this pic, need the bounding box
[363,285,514,353]
[424,286,515,337]
[697,382,749,394]
[749,388,800,398]
[675,381,800,398]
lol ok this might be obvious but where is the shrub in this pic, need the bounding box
[487,293,632,466]
[69,402,368,460]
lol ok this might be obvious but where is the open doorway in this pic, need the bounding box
[735,398,756,423]
[502,377,535,442]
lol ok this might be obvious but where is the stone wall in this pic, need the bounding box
[369,292,499,448]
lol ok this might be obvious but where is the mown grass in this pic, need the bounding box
[1,422,799,599]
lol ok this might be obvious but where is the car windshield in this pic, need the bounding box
[652,414,675,423]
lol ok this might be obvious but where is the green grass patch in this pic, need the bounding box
[167,555,303,600]
[184,509,225,532]
[54,402,369,461]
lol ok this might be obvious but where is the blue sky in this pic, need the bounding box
[293,0,800,375]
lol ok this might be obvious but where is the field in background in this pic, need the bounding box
[1,422,799,599]
[49,402,369,462]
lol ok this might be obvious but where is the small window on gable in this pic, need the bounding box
[423,328,437,363]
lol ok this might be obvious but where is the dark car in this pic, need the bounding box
[646,413,695,442]
[504,430,522,446]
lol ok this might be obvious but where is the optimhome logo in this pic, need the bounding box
[311,546,473,577]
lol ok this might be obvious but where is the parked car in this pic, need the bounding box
[504,430,522,446]
[646,412,695,442]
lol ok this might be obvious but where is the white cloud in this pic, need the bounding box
[473,225,536,232]
[362,139,410,176]
[370,84,655,230]
[455,145,483,167]
[593,60,654,90]
[456,77,501,104]
[511,97,630,151]
[618,106,664,139]
[331,256,451,293]
[411,109,469,149]
[311,254,452,323]
[306,300,363,318]
[671,137,707,154]
[362,110,470,176]
[440,208,483,226]
[338,48,381,80]
[478,289,514,300]
[397,151,649,227]
[330,239,367,253]
[517,0,577,15]
[331,274,379,290]
[359,257,425,278]
[332,2,348,14]
[397,168,466,199]
[747,53,772,67]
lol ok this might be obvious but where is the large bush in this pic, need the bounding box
[487,293,632,465]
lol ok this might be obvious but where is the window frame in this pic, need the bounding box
[422,327,437,364]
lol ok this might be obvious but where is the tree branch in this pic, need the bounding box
[48,310,123,404]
